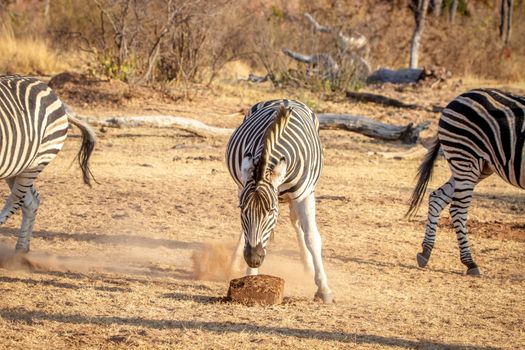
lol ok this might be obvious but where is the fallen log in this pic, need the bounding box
[366,68,423,84]
[77,115,234,138]
[366,66,451,86]
[318,113,430,144]
[78,114,429,143]
[346,91,422,110]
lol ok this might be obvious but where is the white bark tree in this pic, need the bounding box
[409,0,430,69]
[500,0,514,45]
[449,0,458,22]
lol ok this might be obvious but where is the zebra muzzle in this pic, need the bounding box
[244,242,266,268]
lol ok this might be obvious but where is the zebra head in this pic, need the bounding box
[239,154,287,268]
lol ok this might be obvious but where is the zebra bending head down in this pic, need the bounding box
[407,88,524,275]
[226,99,333,303]
[0,75,96,252]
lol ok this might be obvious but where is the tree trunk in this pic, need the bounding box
[431,0,443,16]
[449,0,458,22]
[500,0,514,44]
[409,0,430,69]
[44,0,50,24]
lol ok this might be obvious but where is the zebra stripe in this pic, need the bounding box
[226,99,333,303]
[408,88,525,275]
[227,99,323,201]
[0,75,96,252]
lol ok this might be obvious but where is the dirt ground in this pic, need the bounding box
[0,79,524,349]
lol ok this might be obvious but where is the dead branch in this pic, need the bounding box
[318,113,430,144]
[304,13,331,33]
[78,115,234,138]
[282,48,339,77]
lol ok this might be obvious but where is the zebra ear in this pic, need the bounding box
[269,157,287,188]
[240,154,255,185]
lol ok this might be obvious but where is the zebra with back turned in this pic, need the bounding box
[0,75,96,252]
[226,99,333,303]
[407,88,525,275]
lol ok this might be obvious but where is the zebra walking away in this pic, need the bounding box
[0,75,96,252]
[226,99,333,303]
[407,88,524,275]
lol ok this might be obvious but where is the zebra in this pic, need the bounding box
[0,75,96,252]
[407,88,525,275]
[226,99,333,303]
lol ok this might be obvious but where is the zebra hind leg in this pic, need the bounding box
[417,178,454,268]
[3,173,40,252]
[292,193,333,304]
[0,178,20,225]
[449,180,480,276]
[15,186,40,253]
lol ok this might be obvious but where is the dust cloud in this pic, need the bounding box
[1,237,319,297]
[191,240,317,297]
[0,240,181,276]
[0,242,85,272]
[191,241,240,281]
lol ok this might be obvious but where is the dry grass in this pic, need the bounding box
[0,81,523,349]
[0,26,65,75]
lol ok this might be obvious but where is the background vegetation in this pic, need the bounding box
[1,0,524,90]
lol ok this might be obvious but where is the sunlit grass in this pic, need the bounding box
[0,26,65,75]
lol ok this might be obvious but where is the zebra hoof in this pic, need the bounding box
[416,252,429,268]
[314,290,334,304]
[466,267,481,276]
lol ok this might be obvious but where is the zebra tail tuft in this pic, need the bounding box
[406,138,441,218]
[65,105,97,186]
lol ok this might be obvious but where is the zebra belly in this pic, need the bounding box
[0,115,68,179]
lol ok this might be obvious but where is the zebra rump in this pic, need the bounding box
[408,88,525,217]
[0,75,96,252]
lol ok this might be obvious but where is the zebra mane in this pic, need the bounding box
[255,103,291,182]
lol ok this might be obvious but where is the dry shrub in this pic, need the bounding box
[0,26,65,75]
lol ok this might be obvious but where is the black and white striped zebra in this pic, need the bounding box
[407,88,524,275]
[226,99,332,303]
[0,75,96,252]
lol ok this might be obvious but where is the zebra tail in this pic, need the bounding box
[406,138,441,218]
[65,106,97,186]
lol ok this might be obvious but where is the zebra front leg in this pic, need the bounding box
[289,201,314,274]
[449,181,480,276]
[292,193,333,303]
[417,179,454,268]
[15,186,40,253]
